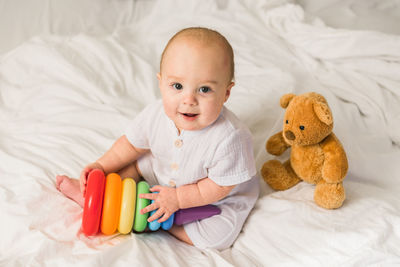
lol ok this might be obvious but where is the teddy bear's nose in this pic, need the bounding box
[285,130,295,140]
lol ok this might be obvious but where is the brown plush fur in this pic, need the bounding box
[261,92,348,209]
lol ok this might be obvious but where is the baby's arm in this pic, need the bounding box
[96,135,148,173]
[140,178,235,223]
[80,135,148,194]
[176,178,235,208]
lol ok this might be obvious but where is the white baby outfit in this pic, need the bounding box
[125,100,259,250]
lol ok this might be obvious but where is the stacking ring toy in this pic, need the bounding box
[133,181,150,232]
[82,169,106,236]
[81,170,222,236]
[100,173,122,235]
[118,178,136,234]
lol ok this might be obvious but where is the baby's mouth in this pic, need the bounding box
[183,113,197,117]
[180,112,199,120]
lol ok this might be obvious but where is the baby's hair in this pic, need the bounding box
[160,27,235,81]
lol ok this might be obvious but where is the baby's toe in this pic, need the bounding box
[56,175,67,190]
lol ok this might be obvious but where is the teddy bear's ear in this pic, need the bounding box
[280,94,296,109]
[313,101,333,125]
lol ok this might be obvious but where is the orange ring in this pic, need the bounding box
[100,173,122,235]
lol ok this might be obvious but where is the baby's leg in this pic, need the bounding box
[167,225,193,246]
[56,162,142,207]
[117,161,143,183]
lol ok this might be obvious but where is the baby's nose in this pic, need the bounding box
[183,91,197,105]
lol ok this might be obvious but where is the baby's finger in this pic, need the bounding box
[79,178,85,196]
[139,193,158,200]
[83,168,91,185]
[150,185,162,192]
[79,172,87,186]
[140,203,157,214]
[147,209,164,223]
[157,212,171,223]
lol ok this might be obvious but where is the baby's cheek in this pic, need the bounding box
[209,104,223,120]
[163,101,177,117]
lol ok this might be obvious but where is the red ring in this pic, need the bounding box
[82,169,106,236]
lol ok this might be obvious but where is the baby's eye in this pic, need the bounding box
[172,83,183,90]
[285,120,289,124]
[199,86,211,93]
[299,125,305,130]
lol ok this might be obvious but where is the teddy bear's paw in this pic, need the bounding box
[314,181,345,209]
[261,160,301,191]
[266,132,288,156]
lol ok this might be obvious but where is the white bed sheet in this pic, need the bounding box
[298,0,400,35]
[1,0,400,266]
[2,0,400,56]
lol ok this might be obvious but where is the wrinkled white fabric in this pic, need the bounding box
[1,1,400,266]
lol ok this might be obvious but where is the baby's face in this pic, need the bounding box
[158,37,234,133]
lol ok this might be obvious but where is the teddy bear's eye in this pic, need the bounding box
[299,125,305,130]
[286,120,288,124]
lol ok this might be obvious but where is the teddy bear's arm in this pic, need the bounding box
[266,131,290,156]
[321,133,348,183]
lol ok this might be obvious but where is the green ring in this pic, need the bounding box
[133,181,150,232]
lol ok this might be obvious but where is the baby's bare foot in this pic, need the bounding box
[56,175,84,207]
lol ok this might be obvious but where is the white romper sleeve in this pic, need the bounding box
[207,128,256,186]
[124,101,159,149]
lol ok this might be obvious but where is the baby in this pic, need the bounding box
[56,27,259,250]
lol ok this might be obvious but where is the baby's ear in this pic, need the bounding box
[224,82,234,102]
[280,93,296,109]
[157,73,162,87]
[313,101,333,125]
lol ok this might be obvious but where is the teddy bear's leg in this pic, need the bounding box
[314,180,345,209]
[261,160,301,190]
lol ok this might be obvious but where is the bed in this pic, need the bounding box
[1,0,400,266]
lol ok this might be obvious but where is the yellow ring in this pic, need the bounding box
[118,178,136,234]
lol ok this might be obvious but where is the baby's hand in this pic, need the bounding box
[139,185,180,223]
[79,162,104,197]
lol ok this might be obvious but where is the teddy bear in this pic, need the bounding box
[261,92,348,209]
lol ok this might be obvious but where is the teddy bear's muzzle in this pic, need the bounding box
[284,130,295,140]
